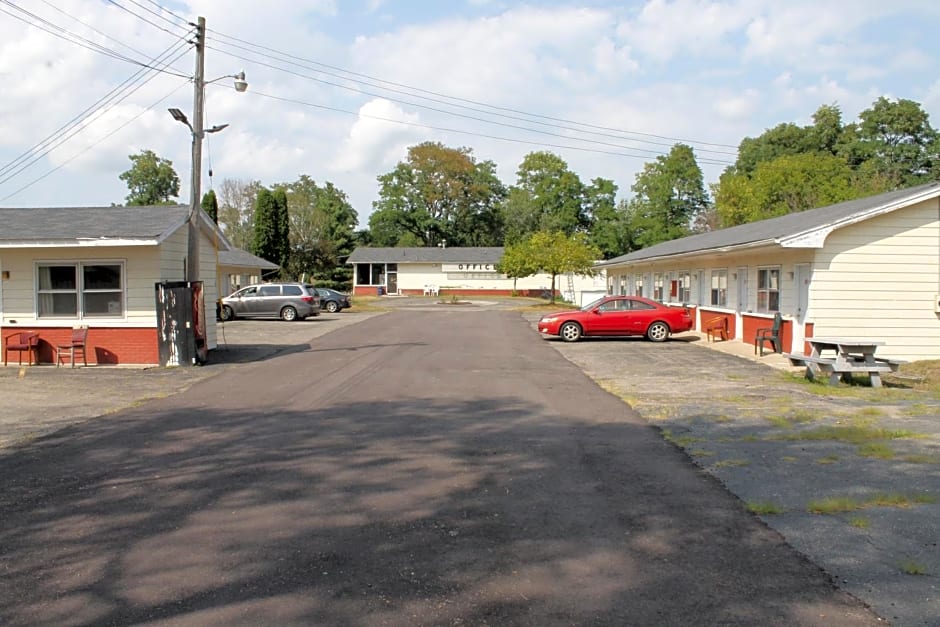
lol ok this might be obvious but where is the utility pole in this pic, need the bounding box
[186,16,206,282]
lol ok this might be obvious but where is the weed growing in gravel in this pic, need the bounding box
[747,501,785,515]
[848,517,869,528]
[808,493,936,514]
[739,434,759,442]
[765,414,794,429]
[690,449,715,457]
[902,454,940,464]
[901,402,931,416]
[714,458,750,468]
[774,424,919,444]
[899,560,928,576]
[857,406,887,418]
[816,455,840,465]
[781,456,798,462]
[857,443,895,459]
[660,429,701,447]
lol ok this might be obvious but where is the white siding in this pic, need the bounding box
[809,198,940,360]
[1,246,159,327]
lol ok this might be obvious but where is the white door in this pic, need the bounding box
[735,266,748,336]
[793,264,812,352]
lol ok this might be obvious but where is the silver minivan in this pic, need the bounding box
[219,282,320,321]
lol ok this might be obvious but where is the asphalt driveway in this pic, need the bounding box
[0,306,881,625]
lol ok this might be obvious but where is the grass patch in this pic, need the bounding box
[857,443,895,459]
[781,456,799,463]
[856,406,886,418]
[690,449,715,457]
[774,424,920,444]
[739,434,760,442]
[902,454,940,464]
[848,516,870,529]
[660,429,701,448]
[747,501,785,515]
[816,455,840,465]
[714,458,750,468]
[808,492,936,514]
[902,402,931,416]
[899,560,928,576]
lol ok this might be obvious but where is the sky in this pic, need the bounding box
[2,0,939,228]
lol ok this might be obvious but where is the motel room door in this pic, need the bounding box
[386,264,398,295]
[793,264,812,351]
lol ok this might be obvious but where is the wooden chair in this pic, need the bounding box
[754,312,782,356]
[704,316,729,342]
[56,326,89,368]
[4,331,40,366]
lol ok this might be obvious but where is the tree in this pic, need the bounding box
[118,149,180,205]
[278,175,359,289]
[522,231,600,304]
[217,178,262,250]
[201,189,219,223]
[496,239,540,294]
[369,142,506,247]
[251,188,279,268]
[273,187,291,270]
[627,144,709,248]
[503,151,587,242]
[583,177,622,259]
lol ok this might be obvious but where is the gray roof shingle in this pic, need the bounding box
[347,247,504,264]
[218,248,278,269]
[0,205,189,243]
[599,181,940,266]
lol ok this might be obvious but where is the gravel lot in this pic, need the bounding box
[522,311,940,627]
[2,299,938,625]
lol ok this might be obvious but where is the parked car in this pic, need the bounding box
[537,295,693,343]
[311,287,352,313]
[219,282,320,321]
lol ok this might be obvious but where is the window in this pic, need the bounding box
[356,263,392,286]
[653,273,664,301]
[259,285,281,296]
[633,274,643,297]
[757,267,780,312]
[678,271,691,303]
[37,262,124,318]
[710,269,728,307]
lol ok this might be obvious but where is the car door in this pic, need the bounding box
[229,285,258,316]
[256,284,282,317]
[624,298,659,335]
[589,298,630,335]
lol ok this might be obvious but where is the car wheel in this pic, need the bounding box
[281,306,298,321]
[560,321,582,342]
[220,305,235,321]
[646,321,670,342]
[325,300,339,313]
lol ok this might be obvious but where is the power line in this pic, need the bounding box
[206,43,734,165]
[140,0,191,27]
[243,87,734,167]
[0,43,192,187]
[104,0,191,38]
[207,27,739,153]
[1,79,192,202]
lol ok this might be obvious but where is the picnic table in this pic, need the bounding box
[784,337,901,388]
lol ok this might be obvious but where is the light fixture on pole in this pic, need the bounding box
[167,15,247,284]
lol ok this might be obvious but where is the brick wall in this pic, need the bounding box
[2,326,159,366]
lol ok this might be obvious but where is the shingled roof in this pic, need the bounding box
[218,248,278,270]
[347,247,504,264]
[599,181,940,266]
[0,205,191,245]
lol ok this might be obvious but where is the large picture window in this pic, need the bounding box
[710,269,728,307]
[757,267,780,312]
[37,262,124,318]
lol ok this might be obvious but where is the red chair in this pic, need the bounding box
[4,331,40,366]
[56,326,89,368]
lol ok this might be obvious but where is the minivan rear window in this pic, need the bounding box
[283,285,303,296]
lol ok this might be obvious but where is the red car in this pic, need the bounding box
[538,295,693,343]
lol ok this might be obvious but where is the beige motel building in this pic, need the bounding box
[596,182,940,363]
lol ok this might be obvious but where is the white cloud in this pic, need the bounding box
[333,98,428,173]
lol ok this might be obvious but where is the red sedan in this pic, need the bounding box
[538,295,694,343]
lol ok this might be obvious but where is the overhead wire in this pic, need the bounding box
[0,79,192,202]
[242,87,733,167]
[103,0,192,38]
[0,41,193,187]
[206,28,739,154]
[205,43,735,165]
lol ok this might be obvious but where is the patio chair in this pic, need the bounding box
[56,326,89,368]
[754,312,782,356]
[4,331,40,366]
[704,316,729,342]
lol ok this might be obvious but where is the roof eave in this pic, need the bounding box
[0,238,160,248]
[598,239,778,268]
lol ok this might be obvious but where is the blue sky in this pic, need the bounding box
[1,0,939,225]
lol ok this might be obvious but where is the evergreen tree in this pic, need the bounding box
[251,188,279,268]
[201,189,219,223]
[273,187,291,270]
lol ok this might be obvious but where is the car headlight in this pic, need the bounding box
[540,316,557,323]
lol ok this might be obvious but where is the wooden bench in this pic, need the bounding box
[783,353,898,387]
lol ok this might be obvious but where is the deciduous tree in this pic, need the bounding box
[118,149,180,205]
[522,231,600,304]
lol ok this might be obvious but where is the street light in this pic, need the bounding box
[167,15,247,283]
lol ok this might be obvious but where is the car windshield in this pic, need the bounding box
[581,296,609,311]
